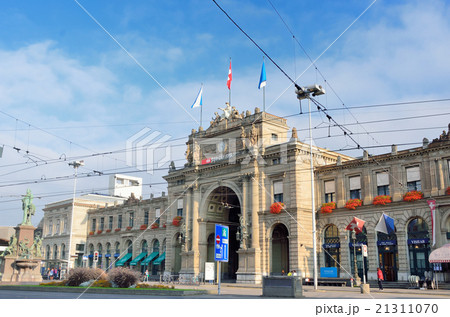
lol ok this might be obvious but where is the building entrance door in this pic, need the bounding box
[271,224,289,275]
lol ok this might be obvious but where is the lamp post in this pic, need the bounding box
[296,84,325,290]
[352,231,361,286]
[67,160,84,274]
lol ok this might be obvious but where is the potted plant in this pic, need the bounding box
[373,195,392,205]
[106,229,111,233]
[151,223,159,229]
[114,228,121,232]
[140,224,148,230]
[321,202,336,213]
[403,190,424,202]
[270,202,284,214]
[97,230,103,234]
[172,216,182,226]
[345,198,363,210]
[89,231,94,235]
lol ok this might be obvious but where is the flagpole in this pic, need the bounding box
[228,58,232,106]
[263,57,265,112]
[200,83,203,128]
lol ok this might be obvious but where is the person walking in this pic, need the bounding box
[377,267,384,290]
[144,269,149,282]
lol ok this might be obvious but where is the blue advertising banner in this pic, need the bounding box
[407,238,430,245]
[377,240,397,246]
[214,224,229,262]
[320,267,338,278]
[323,243,340,249]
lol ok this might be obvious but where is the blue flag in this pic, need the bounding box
[258,61,266,89]
[191,86,203,108]
[375,213,395,235]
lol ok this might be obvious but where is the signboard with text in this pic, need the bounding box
[214,224,229,262]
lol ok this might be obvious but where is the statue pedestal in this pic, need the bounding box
[236,248,262,284]
[15,225,36,248]
[1,256,42,283]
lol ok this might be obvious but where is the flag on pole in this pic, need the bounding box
[191,86,203,108]
[375,213,395,235]
[227,60,232,90]
[345,217,365,234]
[258,61,266,89]
[427,199,437,246]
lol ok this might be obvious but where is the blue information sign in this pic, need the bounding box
[214,224,229,262]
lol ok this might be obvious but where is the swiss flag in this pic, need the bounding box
[345,217,365,234]
[227,60,232,89]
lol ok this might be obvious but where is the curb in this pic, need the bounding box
[0,285,208,296]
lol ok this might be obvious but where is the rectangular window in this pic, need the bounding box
[129,212,134,228]
[376,172,390,196]
[406,166,421,191]
[63,218,67,233]
[177,199,183,217]
[144,210,149,225]
[324,180,335,203]
[271,133,278,141]
[91,219,96,232]
[272,158,281,165]
[75,244,85,252]
[118,215,122,229]
[48,221,53,235]
[273,181,283,203]
[100,217,104,231]
[56,219,60,235]
[349,176,361,199]
[108,216,113,230]
[155,208,161,225]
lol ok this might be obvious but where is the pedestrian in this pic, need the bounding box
[281,269,285,276]
[287,271,292,276]
[377,267,384,290]
[49,268,53,280]
[144,269,149,282]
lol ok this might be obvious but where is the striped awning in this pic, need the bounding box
[429,243,450,263]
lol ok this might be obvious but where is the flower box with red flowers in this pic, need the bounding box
[403,190,424,202]
[345,198,363,210]
[106,229,111,233]
[321,202,336,213]
[114,228,121,232]
[151,223,159,229]
[373,195,392,205]
[172,216,183,226]
[126,226,132,231]
[140,225,148,230]
[446,186,450,195]
[162,223,166,228]
[97,230,103,234]
[270,202,284,214]
[89,231,94,236]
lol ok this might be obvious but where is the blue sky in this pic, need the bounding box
[1,0,450,226]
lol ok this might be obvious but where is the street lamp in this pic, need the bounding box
[67,160,84,274]
[296,84,325,290]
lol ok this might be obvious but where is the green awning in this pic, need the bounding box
[115,253,132,267]
[130,252,147,266]
[141,251,159,265]
[153,252,166,265]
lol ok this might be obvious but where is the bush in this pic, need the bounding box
[66,267,107,286]
[40,280,67,286]
[136,283,174,289]
[107,267,141,288]
[91,279,112,288]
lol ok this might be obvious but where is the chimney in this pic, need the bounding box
[422,138,429,149]
[391,145,397,156]
[363,150,368,161]
[336,156,342,166]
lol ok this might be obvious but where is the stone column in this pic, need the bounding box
[191,183,200,274]
[250,173,260,249]
[183,188,192,252]
[362,168,372,204]
[336,173,345,208]
[396,229,409,281]
[391,164,403,202]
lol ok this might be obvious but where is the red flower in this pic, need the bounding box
[270,202,284,214]
[140,224,148,230]
[106,229,111,233]
[345,199,363,210]
[114,228,121,232]
[446,187,450,195]
[96,230,103,234]
[373,195,392,205]
[172,216,182,226]
[321,202,336,213]
[403,190,423,202]
[126,226,132,230]
[89,231,94,235]
[151,223,159,229]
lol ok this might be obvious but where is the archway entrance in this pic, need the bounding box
[271,224,289,275]
[377,230,398,281]
[205,186,240,280]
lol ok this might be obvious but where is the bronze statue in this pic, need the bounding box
[21,189,36,225]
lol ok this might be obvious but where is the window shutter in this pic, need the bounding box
[406,166,420,182]
[273,181,283,195]
[324,180,335,193]
[349,176,361,190]
[376,172,389,186]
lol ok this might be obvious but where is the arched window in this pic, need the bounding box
[61,244,66,260]
[323,225,340,273]
[114,242,120,257]
[153,240,160,254]
[141,240,148,253]
[126,240,133,254]
[53,245,58,259]
[407,217,431,278]
[46,245,50,260]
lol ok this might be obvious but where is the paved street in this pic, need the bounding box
[0,283,449,299]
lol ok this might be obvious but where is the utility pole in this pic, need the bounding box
[67,160,84,274]
[296,84,325,290]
